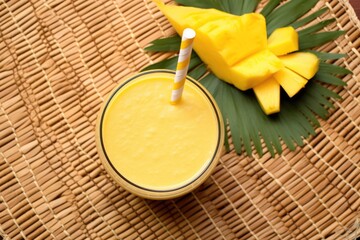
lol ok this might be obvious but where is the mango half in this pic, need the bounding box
[154,1,283,90]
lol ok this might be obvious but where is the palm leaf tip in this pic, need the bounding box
[266,0,319,35]
[299,30,346,50]
[307,50,347,60]
[291,7,329,29]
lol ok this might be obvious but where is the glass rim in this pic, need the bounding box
[98,69,224,194]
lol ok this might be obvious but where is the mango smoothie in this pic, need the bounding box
[96,70,224,199]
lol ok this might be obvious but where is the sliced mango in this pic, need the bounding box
[280,52,320,79]
[154,1,276,90]
[153,1,321,115]
[253,77,280,115]
[274,68,308,97]
[155,3,267,65]
[229,50,283,90]
[268,27,299,56]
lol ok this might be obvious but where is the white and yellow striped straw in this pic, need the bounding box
[170,28,196,104]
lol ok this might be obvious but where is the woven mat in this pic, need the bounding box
[0,0,359,239]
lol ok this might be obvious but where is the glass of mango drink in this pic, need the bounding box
[95,70,225,200]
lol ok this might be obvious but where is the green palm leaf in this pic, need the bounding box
[265,0,318,35]
[290,8,329,29]
[144,0,350,157]
[144,36,181,52]
[298,19,336,36]
[260,0,281,17]
[307,50,346,60]
[318,62,352,75]
[299,31,345,49]
[142,52,202,71]
[233,0,261,15]
[188,64,208,79]
[314,72,347,86]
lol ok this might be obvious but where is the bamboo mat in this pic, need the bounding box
[0,0,359,239]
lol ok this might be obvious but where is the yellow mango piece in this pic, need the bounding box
[154,1,272,89]
[274,68,308,97]
[268,27,299,56]
[253,77,280,115]
[154,2,267,66]
[228,50,284,90]
[198,15,267,67]
[280,52,320,79]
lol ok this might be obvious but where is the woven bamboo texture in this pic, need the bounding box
[0,0,359,239]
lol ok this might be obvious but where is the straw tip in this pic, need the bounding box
[183,28,196,39]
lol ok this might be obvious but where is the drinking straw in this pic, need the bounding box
[170,28,196,104]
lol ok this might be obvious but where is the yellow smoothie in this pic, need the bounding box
[96,70,224,199]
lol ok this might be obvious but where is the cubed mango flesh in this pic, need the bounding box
[268,27,299,56]
[279,52,320,79]
[274,68,308,97]
[228,50,283,90]
[253,77,280,115]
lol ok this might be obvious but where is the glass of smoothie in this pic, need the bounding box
[95,69,224,200]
